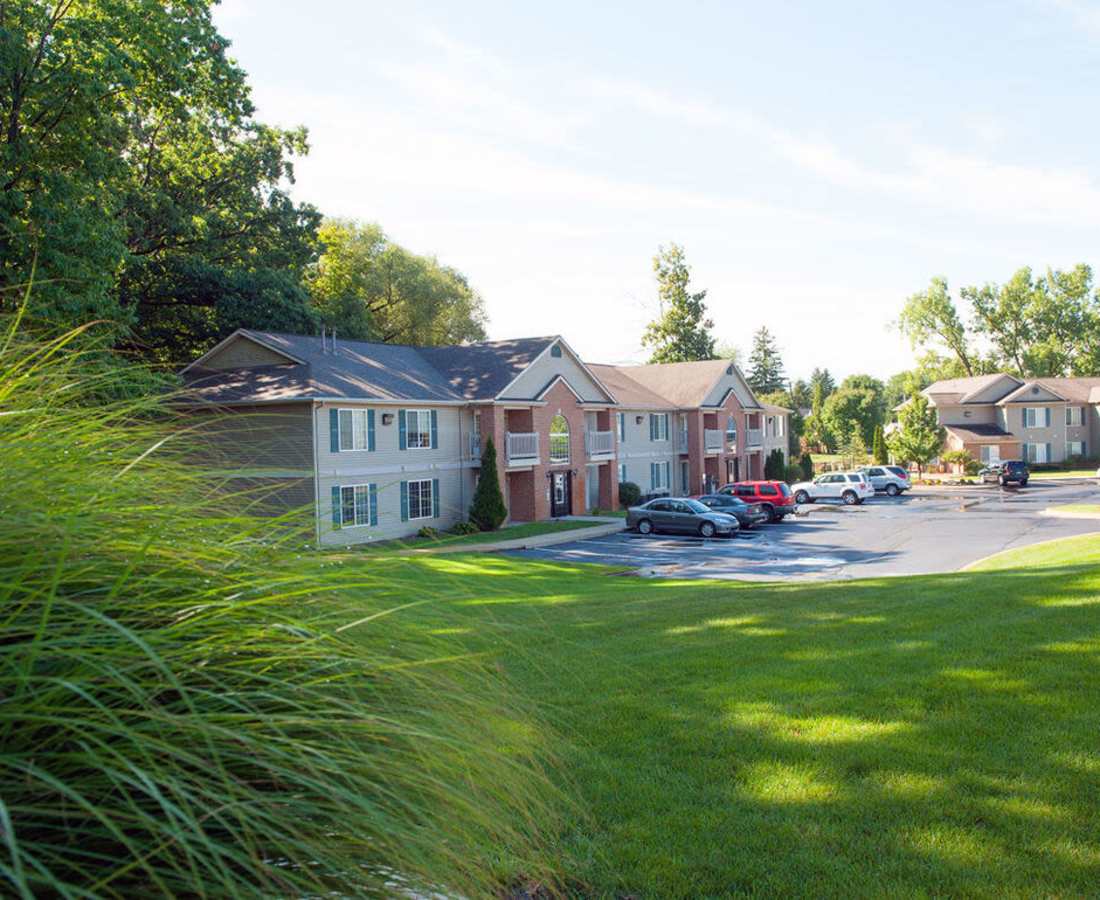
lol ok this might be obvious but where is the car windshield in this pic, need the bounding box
[778,483,791,496]
[683,499,711,513]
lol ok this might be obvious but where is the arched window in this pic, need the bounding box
[725,414,738,446]
[549,414,570,464]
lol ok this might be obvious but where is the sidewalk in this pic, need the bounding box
[397,516,625,555]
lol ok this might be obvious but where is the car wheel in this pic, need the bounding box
[842,490,858,505]
[999,476,1007,487]
[1020,478,1028,487]
[637,518,653,535]
[699,521,716,538]
[885,483,899,496]
[762,503,777,523]
[794,490,809,504]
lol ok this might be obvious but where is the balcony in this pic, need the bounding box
[506,431,539,465]
[468,431,482,461]
[676,429,689,453]
[704,429,723,453]
[585,429,615,458]
[745,428,763,448]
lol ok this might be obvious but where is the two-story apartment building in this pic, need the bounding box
[180,329,788,545]
[920,374,1100,465]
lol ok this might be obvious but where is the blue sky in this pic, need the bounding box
[215,0,1100,380]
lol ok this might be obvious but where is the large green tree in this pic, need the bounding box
[897,277,978,377]
[641,243,715,362]
[1,0,319,359]
[306,220,487,346]
[883,352,968,415]
[822,383,883,447]
[746,327,786,394]
[809,367,835,400]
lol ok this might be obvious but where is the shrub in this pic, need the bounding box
[619,481,641,508]
[449,520,480,535]
[784,463,804,484]
[418,525,441,539]
[470,437,507,531]
[763,448,786,480]
[800,452,814,480]
[0,323,562,897]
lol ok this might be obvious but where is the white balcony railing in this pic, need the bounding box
[704,429,723,452]
[506,431,539,463]
[745,428,763,448]
[585,429,615,457]
[676,429,689,453]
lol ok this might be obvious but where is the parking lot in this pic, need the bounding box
[508,481,1100,580]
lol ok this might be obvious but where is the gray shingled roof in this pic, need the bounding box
[180,330,556,404]
[943,423,1018,442]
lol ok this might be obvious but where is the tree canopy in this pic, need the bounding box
[641,243,715,363]
[888,393,944,475]
[307,220,488,346]
[746,327,786,394]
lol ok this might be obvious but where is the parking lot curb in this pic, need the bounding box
[401,521,625,555]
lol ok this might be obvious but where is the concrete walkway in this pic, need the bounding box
[396,516,625,555]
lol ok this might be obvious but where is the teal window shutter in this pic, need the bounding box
[649,415,655,441]
[369,483,378,526]
[329,409,340,453]
[430,410,438,449]
[399,410,407,450]
[1046,442,1052,461]
[650,462,656,488]
[331,485,342,528]
[1045,408,1052,427]
[432,478,440,517]
[400,481,409,521]
[367,409,376,451]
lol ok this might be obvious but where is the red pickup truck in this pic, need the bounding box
[718,481,797,523]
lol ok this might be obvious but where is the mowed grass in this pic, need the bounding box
[1029,469,1098,481]
[349,536,1100,896]
[1046,503,1100,517]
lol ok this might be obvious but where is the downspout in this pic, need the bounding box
[312,400,322,547]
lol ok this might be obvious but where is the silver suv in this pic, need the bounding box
[859,465,910,496]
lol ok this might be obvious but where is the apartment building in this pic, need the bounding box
[180,329,789,545]
[921,373,1100,465]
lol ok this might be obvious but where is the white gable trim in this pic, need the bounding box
[495,336,618,404]
[179,329,305,375]
[704,362,762,409]
[997,381,1068,404]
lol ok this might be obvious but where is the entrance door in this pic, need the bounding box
[551,471,572,517]
[681,461,690,494]
[727,457,740,485]
[586,465,600,510]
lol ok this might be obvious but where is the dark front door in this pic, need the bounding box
[551,471,572,517]
[728,457,740,484]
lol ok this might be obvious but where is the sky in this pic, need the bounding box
[214,0,1100,381]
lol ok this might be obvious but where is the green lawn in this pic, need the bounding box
[1029,469,1099,481]
[347,537,1100,896]
[1045,503,1100,517]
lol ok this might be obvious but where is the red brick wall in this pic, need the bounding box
[532,381,591,518]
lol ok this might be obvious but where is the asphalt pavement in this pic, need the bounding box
[505,481,1100,580]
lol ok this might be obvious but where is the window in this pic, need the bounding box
[405,409,433,449]
[651,461,671,490]
[777,416,785,437]
[617,412,626,442]
[1067,406,1084,427]
[725,415,738,445]
[759,484,777,496]
[407,479,434,519]
[336,408,372,451]
[549,414,570,463]
[1023,407,1051,429]
[867,468,885,476]
[550,343,562,357]
[338,483,374,528]
[1023,442,1050,464]
[650,413,669,441]
[1067,440,1086,458]
[618,462,627,484]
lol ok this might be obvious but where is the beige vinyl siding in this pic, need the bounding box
[934,403,998,426]
[202,336,295,370]
[314,401,477,545]
[964,374,1022,404]
[499,344,613,402]
[1003,404,1085,463]
[701,368,756,409]
[616,408,677,493]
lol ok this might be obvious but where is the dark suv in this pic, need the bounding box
[980,459,1030,486]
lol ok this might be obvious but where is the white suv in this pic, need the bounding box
[791,471,875,506]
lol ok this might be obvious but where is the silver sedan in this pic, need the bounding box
[626,497,740,538]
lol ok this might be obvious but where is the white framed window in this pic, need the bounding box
[777,416,785,437]
[652,461,671,490]
[337,408,372,451]
[1023,442,1050,464]
[339,483,374,528]
[650,413,669,441]
[1067,440,1086,458]
[1023,407,1051,429]
[617,412,626,442]
[405,409,432,449]
[618,462,627,484]
[408,479,434,519]
[1066,406,1084,427]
